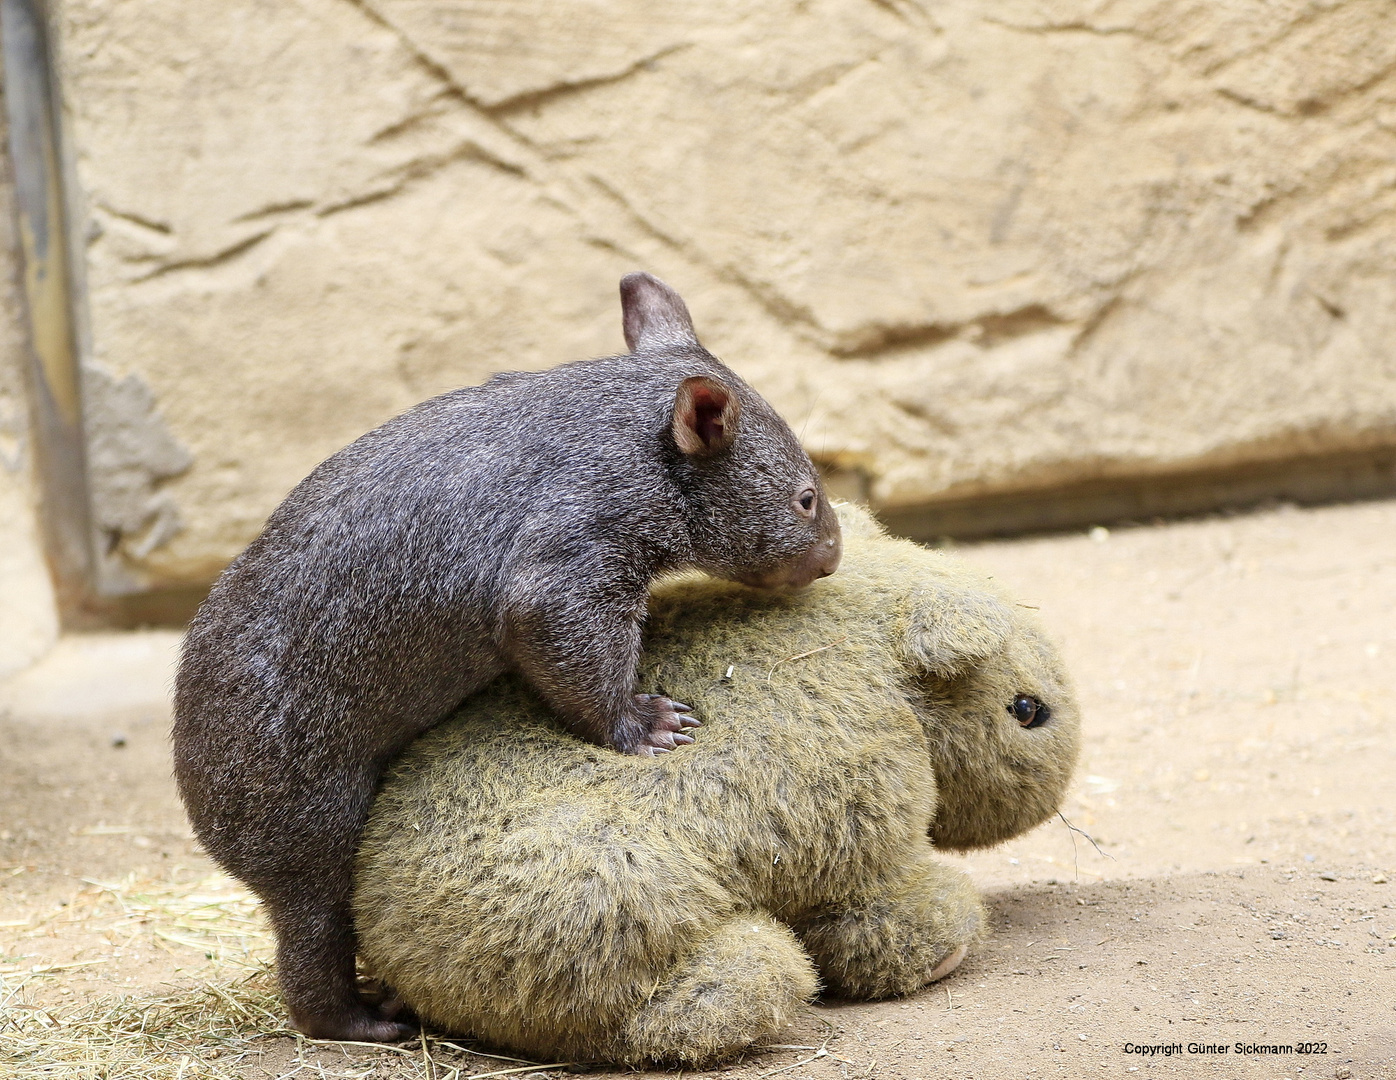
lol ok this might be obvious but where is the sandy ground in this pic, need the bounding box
[2,497,1394,1079]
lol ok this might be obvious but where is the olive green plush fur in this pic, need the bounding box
[353,505,1080,1065]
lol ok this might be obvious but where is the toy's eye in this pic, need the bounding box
[1009,695,1049,728]
[796,489,817,514]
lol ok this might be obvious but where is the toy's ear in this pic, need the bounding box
[672,375,741,456]
[621,272,699,352]
[903,584,1013,679]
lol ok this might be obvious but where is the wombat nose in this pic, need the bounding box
[820,533,842,577]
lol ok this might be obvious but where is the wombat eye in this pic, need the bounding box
[1009,695,1049,728]
[796,489,817,514]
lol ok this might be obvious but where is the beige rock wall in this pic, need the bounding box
[42,0,1396,588]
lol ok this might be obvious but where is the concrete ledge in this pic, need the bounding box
[878,445,1396,542]
[73,583,209,632]
[0,629,180,720]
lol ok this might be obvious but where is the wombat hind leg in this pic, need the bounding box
[795,858,984,1000]
[270,891,416,1042]
[619,913,817,1065]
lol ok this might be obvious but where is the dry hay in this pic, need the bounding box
[0,870,270,971]
[0,874,584,1079]
[1,967,581,1080]
[1,871,275,1077]
[3,965,284,1079]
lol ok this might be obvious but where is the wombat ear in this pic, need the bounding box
[621,272,699,352]
[673,376,741,456]
[903,585,1013,679]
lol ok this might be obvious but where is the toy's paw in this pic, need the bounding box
[927,945,968,983]
[631,693,700,754]
[372,990,417,1027]
[357,976,418,1026]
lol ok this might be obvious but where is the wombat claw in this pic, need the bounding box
[633,694,701,753]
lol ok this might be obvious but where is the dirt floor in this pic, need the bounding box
[2,497,1394,1079]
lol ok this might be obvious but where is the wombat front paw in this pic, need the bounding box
[631,693,701,754]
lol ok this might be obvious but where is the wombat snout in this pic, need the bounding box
[797,533,843,586]
[738,529,842,590]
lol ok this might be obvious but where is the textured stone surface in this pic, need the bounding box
[45,0,1396,587]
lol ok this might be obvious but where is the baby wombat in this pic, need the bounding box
[172,273,842,1042]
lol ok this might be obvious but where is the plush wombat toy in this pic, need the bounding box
[353,505,1080,1065]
